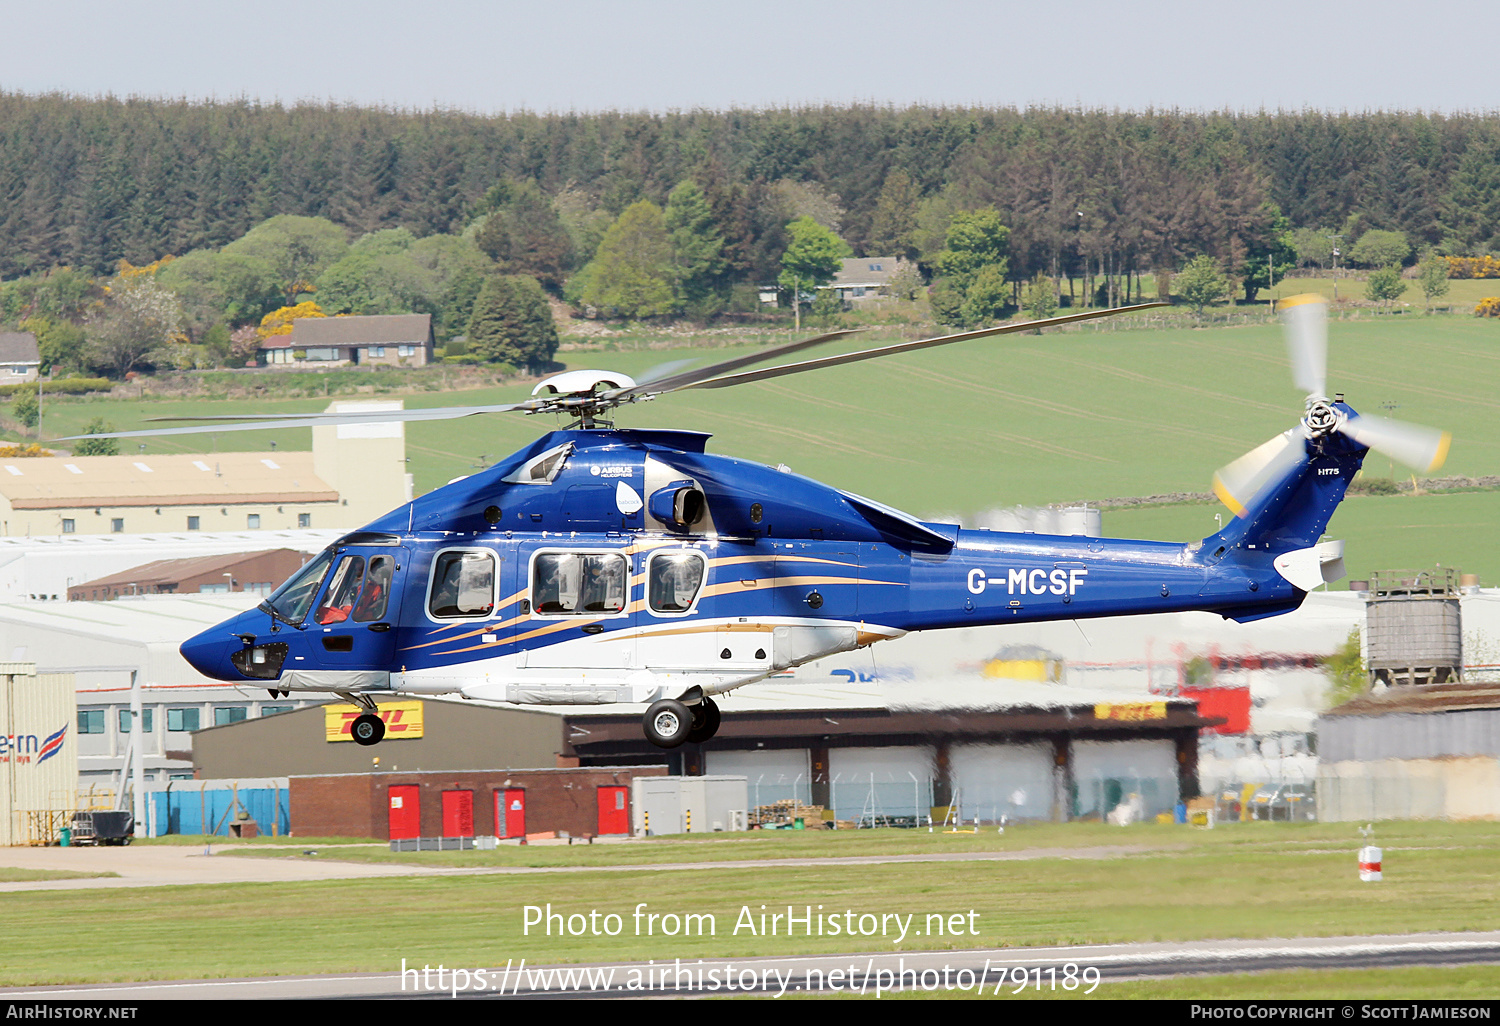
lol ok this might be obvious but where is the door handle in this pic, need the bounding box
[367,623,392,632]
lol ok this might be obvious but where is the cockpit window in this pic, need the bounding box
[503,442,573,485]
[428,550,496,619]
[648,551,706,614]
[260,550,333,627]
[316,556,366,624]
[532,552,628,615]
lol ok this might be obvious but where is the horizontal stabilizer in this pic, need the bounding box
[1272,540,1346,591]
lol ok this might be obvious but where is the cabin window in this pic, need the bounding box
[647,550,706,614]
[352,555,395,622]
[531,552,628,615]
[428,550,496,619]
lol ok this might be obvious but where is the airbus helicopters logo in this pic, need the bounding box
[967,568,1088,596]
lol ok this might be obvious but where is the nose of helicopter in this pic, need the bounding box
[181,625,239,682]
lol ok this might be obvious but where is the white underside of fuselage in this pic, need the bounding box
[273,617,904,708]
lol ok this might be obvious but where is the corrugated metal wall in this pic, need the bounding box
[949,742,1055,822]
[1318,757,1500,820]
[827,747,934,823]
[149,786,290,837]
[1319,709,1500,762]
[0,667,78,846]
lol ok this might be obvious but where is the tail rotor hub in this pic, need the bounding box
[1303,397,1338,437]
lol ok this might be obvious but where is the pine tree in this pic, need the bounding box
[665,180,725,311]
[466,275,558,371]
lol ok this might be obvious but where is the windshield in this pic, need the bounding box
[260,549,333,627]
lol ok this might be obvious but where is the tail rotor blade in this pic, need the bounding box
[1212,429,1309,518]
[1336,413,1452,473]
[1279,294,1328,398]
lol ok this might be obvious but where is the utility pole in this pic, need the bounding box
[1327,234,1343,302]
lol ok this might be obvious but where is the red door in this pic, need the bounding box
[496,788,526,838]
[388,785,420,840]
[442,790,474,838]
[597,786,629,835]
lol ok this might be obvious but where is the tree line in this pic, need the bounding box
[3,95,1500,378]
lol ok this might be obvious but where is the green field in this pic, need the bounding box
[1106,491,1500,587]
[34,316,1500,502]
[4,821,1498,992]
[23,315,1500,584]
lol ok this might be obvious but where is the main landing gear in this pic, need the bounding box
[351,713,385,746]
[643,696,720,749]
[338,692,385,746]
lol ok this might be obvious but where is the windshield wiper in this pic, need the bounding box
[258,600,305,632]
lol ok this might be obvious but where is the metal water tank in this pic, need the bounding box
[1364,568,1463,686]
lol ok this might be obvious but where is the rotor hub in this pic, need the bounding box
[1303,398,1339,437]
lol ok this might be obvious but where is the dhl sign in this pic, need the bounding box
[325,701,424,742]
[1093,702,1166,722]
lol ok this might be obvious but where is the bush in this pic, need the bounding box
[1475,297,1500,317]
[0,377,112,397]
[1445,255,1500,279]
[1347,475,1400,495]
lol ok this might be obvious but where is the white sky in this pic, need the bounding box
[2,0,1495,115]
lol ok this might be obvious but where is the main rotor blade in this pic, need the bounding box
[1336,412,1451,473]
[674,304,1168,392]
[1212,429,1309,518]
[56,402,536,440]
[1279,294,1328,398]
[606,328,861,399]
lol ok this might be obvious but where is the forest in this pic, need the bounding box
[2,95,1499,378]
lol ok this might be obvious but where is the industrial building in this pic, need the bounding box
[0,528,339,602]
[292,766,667,840]
[1316,581,1500,820]
[67,548,307,601]
[188,677,1212,827]
[0,663,78,846]
[0,593,323,787]
[0,399,410,539]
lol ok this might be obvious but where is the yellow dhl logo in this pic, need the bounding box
[1093,702,1166,721]
[325,701,424,742]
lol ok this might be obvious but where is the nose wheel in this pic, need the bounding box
[642,697,721,749]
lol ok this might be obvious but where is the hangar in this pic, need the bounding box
[189,679,1213,826]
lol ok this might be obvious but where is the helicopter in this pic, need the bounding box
[83,295,1449,750]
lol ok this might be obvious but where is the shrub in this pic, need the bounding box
[1445,255,1500,279]
[1474,297,1500,317]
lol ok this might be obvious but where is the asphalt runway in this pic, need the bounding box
[4,932,1498,999]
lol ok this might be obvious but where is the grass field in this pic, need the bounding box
[18,314,1499,594]
[1106,491,1500,587]
[31,316,1500,507]
[0,867,117,882]
[4,821,1498,992]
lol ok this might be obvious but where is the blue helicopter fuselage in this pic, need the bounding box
[182,422,1365,711]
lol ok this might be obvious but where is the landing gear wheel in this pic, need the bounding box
[686,697,721,744]
[643,699,692,749]
[350,713,385,746]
